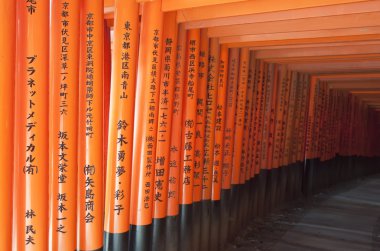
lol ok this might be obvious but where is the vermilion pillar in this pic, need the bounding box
[50,1,80,250]
[200,38,219,251]
[15,0,50,250]
[78,0,104,250]
[151,12,178,251]
[129,1,163,250]
[221,48,240,191]
[230,48,249,236]
[210,44,229,251]
[239,53,256,227]
[231,48,250,186]
[103,0,139,249]
[192,28,209,251]
[178,28,200,251]
[166,23,186,251]
[0,1,15,250]
[220,47,239,247]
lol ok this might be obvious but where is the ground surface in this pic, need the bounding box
[226,174,380,251]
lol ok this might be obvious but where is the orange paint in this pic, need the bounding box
[103,21,111,197]
[231,48,250,185]
[78,0,104,249]
[260,64,276,170]
[130,0,164,226]
[179,29,200,205]
[244,51,257,181]
[298,75,311,162]
[289,73,303,164]
[202,38,219,200]
[242,52,256,182]
[167,23,186,217]
[104,0,139,234]
[272,66,288,168]
[221,48,239,189]
[49,1,80,249]
[253,61,266,175]
[266,65,279,170]
[305,77,318,159]
[193,29,209,203]
[212,44,229,200]
[283,72,297,166]
[153,12,178,219]
[247,57,260,178]
[0,1,15,249]
[15,0,50,249]
[279,71,296,166]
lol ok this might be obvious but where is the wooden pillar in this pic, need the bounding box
[178,28,200,251]
[0,1,15,249]
[239,52,256,228]
[219,47,239,247]
[192,28,209,251]
[230,47,249,236]
[221,48,239,191]
[200,37,219,251]
[166,23,186,251]
[15,0,50,250]
[103,20,111,197]
[151,12,178,251]
[78,0,104,250]
[103,0,139,249]
[50,1,80,250]
[129,1,163,250]
[210,44,229,251]
[253,61,266,176]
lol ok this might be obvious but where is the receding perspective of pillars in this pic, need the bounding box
[1,1,380,250]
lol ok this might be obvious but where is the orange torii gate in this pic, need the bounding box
[1,1,380,249]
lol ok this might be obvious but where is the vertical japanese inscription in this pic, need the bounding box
[179,29,200,205]
[15,0,49,250]
[212,44,229,200]
[153,12,178,219]
[16,0,49,249]
[221,48,239,189]
[130,0,163,226]
[193,29,209,202]
[202,38,219,200]
[78,0,103,249]
[167,24,186,217]
[50,0,80,249]
[231,48,249,185]
[104,0,139,236]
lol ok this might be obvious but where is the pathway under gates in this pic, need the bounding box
[227,174,380,251]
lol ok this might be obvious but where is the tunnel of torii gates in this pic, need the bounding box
[1,0,380,250]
